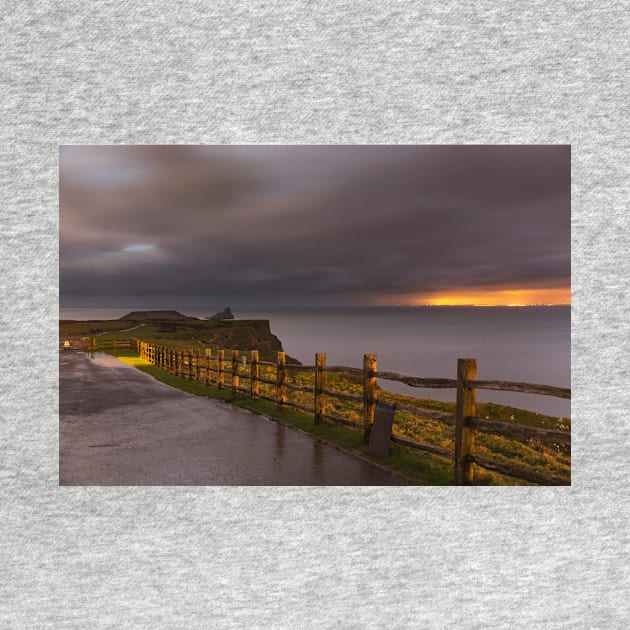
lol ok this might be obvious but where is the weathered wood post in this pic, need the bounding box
[368,401,397,457]
[314,353,327,424]
[205,348,212,385]
[195,350,200,381]
[362,354,378,443]
[112,339,117,350]
[217,349,225,389]
[276,351,286,409]
[177,350,183,377]
[455,358,477,485]
[231,350,239,393]
[250,350,259,399]
[89,336,97,351]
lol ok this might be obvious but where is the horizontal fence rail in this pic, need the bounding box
[104,336,571,486]
[469,380,571,399]
[375,371,458,389]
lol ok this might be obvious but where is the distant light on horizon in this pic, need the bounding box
[401,287,571,307]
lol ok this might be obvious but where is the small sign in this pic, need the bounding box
[368,401,397,457]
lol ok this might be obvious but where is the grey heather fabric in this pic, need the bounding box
[1,2,628,628]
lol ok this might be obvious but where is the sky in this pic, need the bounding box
[59,145,570,309]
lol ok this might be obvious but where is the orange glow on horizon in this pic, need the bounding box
[418,287,571,306]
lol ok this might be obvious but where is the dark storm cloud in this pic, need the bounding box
[59,145,570,307]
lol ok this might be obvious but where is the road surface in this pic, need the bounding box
[59,352,408,485]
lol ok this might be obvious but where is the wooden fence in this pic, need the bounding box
[87,337,132,350]
[119,337,570,486]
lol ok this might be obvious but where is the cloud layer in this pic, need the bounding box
[60,145,570,307]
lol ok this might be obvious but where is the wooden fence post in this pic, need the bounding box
[455,358,477,485]
[314,353,327,424]
[205,348,212,385]
[217,349,225,389]
[276,351,286,409]
[194,350,200,381]
[177,350,183,377]
[362,354,378,443]
[231,350,239,393]
[250,350,259,399]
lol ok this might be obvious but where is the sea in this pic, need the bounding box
[60,306,571,418]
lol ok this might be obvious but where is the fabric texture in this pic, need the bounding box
[1,2,628,627]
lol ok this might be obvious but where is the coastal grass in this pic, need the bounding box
[64,320,293,363]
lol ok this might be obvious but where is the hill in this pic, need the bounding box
[119,310,195,321]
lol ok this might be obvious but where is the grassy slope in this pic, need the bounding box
[60,319,291,362]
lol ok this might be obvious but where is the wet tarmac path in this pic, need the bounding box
[59,352,408,485]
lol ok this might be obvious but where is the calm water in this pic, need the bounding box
[60,306,570,418]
